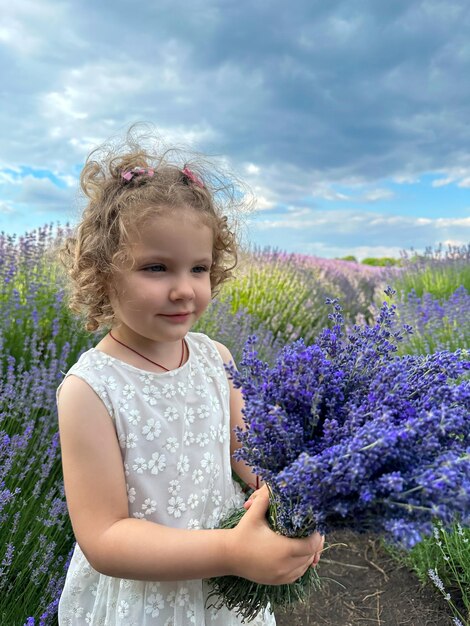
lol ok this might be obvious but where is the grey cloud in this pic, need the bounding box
[1,0,470,244]
[16,176,74,211]
[2,0,470,181]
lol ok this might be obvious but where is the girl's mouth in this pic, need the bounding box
[159,312,192,322]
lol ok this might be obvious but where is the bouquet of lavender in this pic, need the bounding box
[207,288,470,621]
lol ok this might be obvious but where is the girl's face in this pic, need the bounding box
[109,208,213,347]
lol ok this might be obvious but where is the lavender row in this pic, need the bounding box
[217,248,394,345]
[0,226,91,624]
[0,225,467,623]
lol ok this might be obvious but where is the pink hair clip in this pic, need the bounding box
[182,167,204,188]
[121,167,155,182]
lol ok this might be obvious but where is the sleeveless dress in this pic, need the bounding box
[57,332,276,626]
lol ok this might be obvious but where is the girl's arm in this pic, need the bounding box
[58,375,322,583]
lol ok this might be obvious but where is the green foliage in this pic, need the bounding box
[361,256,398,266]
[391,290,470,356]
[217,249,389,346]
[217,252,332,345]
[337,255,358,262]
[393,245,470,299]
[390,521,470,625]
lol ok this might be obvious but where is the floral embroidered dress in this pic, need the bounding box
[57,332,276,626]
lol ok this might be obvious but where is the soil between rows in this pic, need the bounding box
[274,530,452,626]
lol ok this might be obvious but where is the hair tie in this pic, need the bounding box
[182,167,204,188]
[121,167,155,182]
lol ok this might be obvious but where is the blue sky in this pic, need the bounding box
[1,0,469,259]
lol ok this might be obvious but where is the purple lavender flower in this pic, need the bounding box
[395,286,470,354]
[194,298,284,365]
[0,225,94,624]
[229,293,470,549]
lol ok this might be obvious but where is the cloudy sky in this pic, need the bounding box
[1,0,470,259]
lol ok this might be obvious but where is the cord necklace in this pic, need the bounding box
[109,331,185,372]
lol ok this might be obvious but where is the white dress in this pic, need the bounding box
[57,332,276,626]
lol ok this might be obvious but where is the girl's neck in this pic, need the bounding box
[98,329,188,373]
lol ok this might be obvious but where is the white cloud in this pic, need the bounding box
[432,176,454,188]
[309,185,395,203]
[155,124,220,148]
[347,244,404,261]
[0,169,21,185]
[432,166,470,188]
[254,195,275,210]
[245,163,260,175]
[1,1,73,56]
[0,202,15,214]
[250,207,470,258]
[393,174,420,184]
[435,217,470,228]
[39,63,147,124]
[0,17,41,55]
[59,174,78,188]
[68,135,107,160]
[311,184,350,201]
[360,188,395,202]
[255,210,469,233]
[42,90,89,121]
[442,238,468,247]
[297,240,404,261]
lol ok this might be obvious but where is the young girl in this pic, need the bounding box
[57,129,324,626]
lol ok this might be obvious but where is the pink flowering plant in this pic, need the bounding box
[207,287,470,621]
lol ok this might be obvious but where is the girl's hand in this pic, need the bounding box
[244,485,324,567]
[242,483,268,510]
[227,485,324,585]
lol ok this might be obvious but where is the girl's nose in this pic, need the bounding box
[169,276,195,300]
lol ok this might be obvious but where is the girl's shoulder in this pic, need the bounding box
[62,347,119,377]
[186,330,214,347]
[56,348,117,419]
[186,331,225,363]
[187,332,234,367]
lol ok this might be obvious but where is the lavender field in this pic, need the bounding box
[1,225,469,625]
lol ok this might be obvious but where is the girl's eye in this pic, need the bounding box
[192,265,209,274]
[144,264,166,272]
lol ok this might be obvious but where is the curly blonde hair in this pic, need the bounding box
[60,125,247,331]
